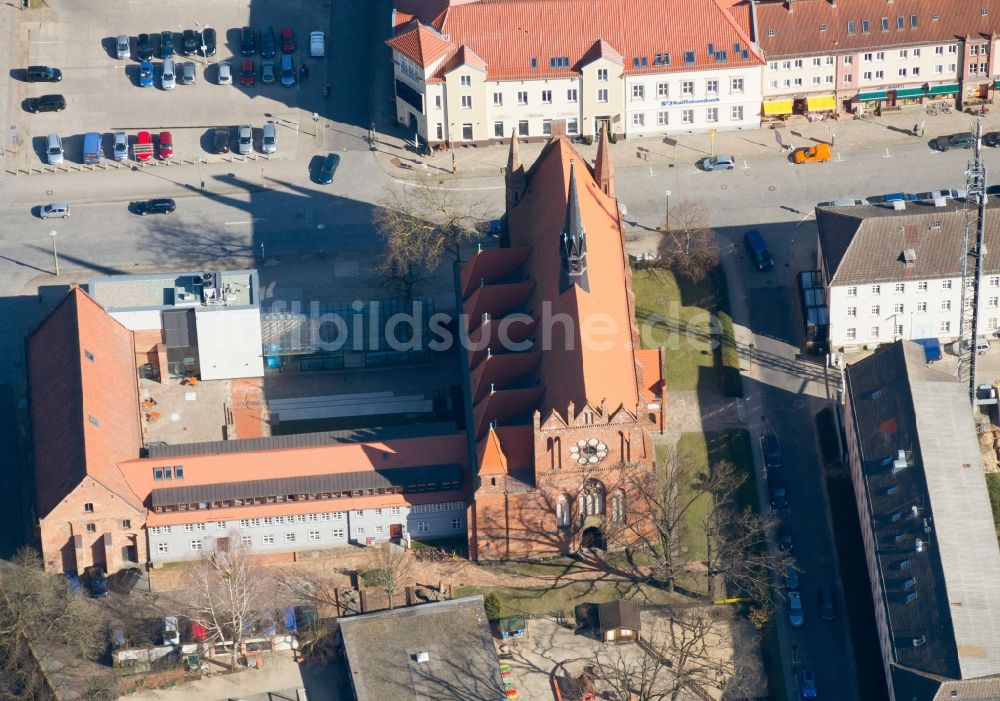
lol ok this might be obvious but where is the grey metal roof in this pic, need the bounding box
[338,596,507,701]
[845,341,1000,680]
[816,199,1000,286]
[150,463,463,508]
[144,422,458,458]
[892,664,1000,701]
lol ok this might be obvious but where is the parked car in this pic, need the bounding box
[799,669,818,699]
[88,566,109,598]
[280,54,296,87]
[217,61,232,85]
[26,65,62,82]
[202,27,216,56]
[787,590,804,627]
[817,198,864,207]
[180,61,196,85]
[27,94,65,113]
[792,143,832,163]
[136,33,153,60]
[163,616,180,646]
[933,132,975,151]
[158,131,173,159]
[744,228,774,271]
[181,29,198,55]
[769,466,787,509]
[984,131,1000,147]
[316,152,340,184]
[819,585,835,621]
[113,130,129,161]
[161,58,176,89]
[134,131,153,161]
[133,198,176,215]
[260,26,277,58]
[159,30,174,59]
[951,338,992,356]
[778,522,794,553]
[189,620,208,642]
[762,434,783,468]
[61,571,82,596]
[212,127,230,154]
[309,31,325,57]
[111,567,142,595]
[914,189,966,201]
[261,60,275,84]
[281,27,295,53]
[40,202,70,218]
[116,34,130,59]
[262,122,277,153]
[700,154,735,171]
[45,133,64,165]
[138,60,153,87]
[240,58,255,86]
[240,26,256,55]
[237,124,253,154]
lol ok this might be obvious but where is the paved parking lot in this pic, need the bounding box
[12,0,333,170]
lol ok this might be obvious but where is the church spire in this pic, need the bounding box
[560,160,589,293]
[594,123,615,199]
[505,130,526,208]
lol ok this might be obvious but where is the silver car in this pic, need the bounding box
[116,34,130,59]
[113,131,129,161]
[237,124,252,155]
[261,122,277,154]
[261,60,276,84]
[701,154,736,171]
[217,61,232,85]
[180,61,196,85]
[161,58,176,90]
[45,133,63,165]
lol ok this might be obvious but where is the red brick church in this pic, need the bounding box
[463,129,664,560]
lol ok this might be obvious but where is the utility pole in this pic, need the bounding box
[957,117,988,403]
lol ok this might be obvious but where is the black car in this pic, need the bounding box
[137,33,153,60]
[985,131,1000,148]
[778,522,794,552]
[87,566,109,598]
[159,30,174,59]
[317,152,340,184]
[25,65,62,82]
[213,127,230,154]
[933,132,975,151]
[240,26,256,55]
[110,567,142,595]
[182,29,198,55]
[28,94,66,113]
[202,27,216,56]
[260,26,277,58]
[134,198,176,215]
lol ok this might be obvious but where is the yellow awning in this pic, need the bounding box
[763,99,794,116]
[806,95,837,112]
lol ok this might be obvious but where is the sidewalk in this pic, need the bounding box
[369,105,1000,182]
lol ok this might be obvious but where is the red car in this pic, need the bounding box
[281,27,295,54]
[240,58,255,85]
[158,131,173,159]
[134,130,153,161]
[189,621,208,642]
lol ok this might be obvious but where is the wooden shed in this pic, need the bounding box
[598,600,640,643]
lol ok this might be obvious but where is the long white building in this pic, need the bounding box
[387,0,765,147]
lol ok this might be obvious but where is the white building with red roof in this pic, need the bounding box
[388,0,764,146]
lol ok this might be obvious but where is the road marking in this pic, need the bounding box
[743,160,750,169]
[836,152,844,162]
[883,147,893,158]
[224,218,263,225]
[648,166,654,177]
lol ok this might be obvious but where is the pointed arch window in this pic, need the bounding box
[556,495,570,527]
[612,490,626,524]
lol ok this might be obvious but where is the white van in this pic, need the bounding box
[45,133,63,165]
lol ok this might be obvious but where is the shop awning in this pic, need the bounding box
[927,83,959,95]
[763,99,793,116]
[994,79,1000,89]
[894,87,926,98]
[857,90,888,101]
[806,95,837,111]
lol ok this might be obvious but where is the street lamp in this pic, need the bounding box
[664,189,672,231]
[49,229,59,276]
[312,112,319,138]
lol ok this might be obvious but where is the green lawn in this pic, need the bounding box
[453,580,680,618]
[987,473,1000,540]
[633,268,722,392]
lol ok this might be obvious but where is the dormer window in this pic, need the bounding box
[684,50,696,63]
[862,19,871,33]
[881,17,889,31]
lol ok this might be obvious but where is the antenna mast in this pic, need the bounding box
[958,117,988,403]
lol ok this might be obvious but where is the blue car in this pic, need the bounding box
[62,572,82,596]
[799,669,818,699]
[139,60,154,87]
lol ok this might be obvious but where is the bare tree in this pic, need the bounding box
[358,542,414,609]
[593,607,759,701]
[187,536,277,668]
[373,185,485,299]
[0,548,114,701]
[655,200,719,283]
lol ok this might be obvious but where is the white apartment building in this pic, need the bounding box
[816,201,1000,351]
[388,0,764,147]
[753,0,1000,117]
